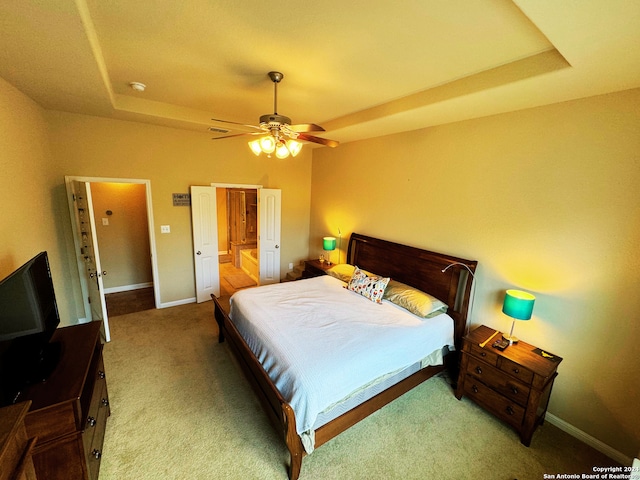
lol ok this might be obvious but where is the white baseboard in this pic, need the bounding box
[159,297,196,309]
[546,412,632,465]
[104,282,153,294]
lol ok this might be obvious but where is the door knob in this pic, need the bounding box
[102,271,107,276]
[196,251,202,255]
[275,245,279,249]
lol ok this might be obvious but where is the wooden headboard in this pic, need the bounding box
[346,233,477,348]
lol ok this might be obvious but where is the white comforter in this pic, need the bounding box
[229,275,454,451]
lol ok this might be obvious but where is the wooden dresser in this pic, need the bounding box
[18,322,110,480]
[0,401,37,480]
[455,325,562,446]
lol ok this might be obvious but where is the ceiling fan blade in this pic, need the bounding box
[288,123,325,133]
[296,133,339,148]
[210,118,263,131]
[211,132,262,140]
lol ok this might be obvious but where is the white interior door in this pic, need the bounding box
[191,186,220,302]
[258,188,281,285]
[66,180,111,341]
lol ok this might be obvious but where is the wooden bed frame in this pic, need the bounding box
[212,233,477,480]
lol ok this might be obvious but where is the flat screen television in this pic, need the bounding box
[0,251,61,405]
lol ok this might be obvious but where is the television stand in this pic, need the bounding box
[25,340,62,385]
[19,322,110,480]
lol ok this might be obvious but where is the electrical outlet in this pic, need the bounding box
[288,263,293,270]
[161,225,171,233]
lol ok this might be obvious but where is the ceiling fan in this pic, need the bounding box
[210,71,339,158]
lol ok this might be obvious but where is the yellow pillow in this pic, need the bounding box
[326,264,356,282]
[383,280,448,318]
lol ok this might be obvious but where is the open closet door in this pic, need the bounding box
[258,188,281,285]
[66,179,111,341]
[191,186,220,302]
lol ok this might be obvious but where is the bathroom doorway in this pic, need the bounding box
[218,187,258,296]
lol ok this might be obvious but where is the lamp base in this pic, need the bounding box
[502,334,519,345]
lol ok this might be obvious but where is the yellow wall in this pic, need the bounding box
[90,182,152,290]
[0,78,76,323]
[310,88,640,458]
[44,111,312,307]
[216,188,228,252]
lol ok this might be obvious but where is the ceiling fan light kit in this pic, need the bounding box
[211,71,338,158]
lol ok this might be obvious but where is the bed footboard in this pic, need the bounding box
[211,294,305,480]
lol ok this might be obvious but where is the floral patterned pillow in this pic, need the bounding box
[346,266,390,304]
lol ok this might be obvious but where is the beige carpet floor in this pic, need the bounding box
[100,301,619,479]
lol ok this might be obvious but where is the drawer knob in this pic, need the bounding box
[513,368,520,374]
[510,386,519,395]
[87,416,96,427]
[102,397,110,407]
[475,366,482,374]
[92,449,102,460]
[506,406,515,416]
[472,384,479,394]
[98,370,106,379]
[480,352,486,357]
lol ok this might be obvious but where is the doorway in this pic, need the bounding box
[89,182,155,316]
[219,187,258,296]
[191,184,281,302]
[65,176,160,340]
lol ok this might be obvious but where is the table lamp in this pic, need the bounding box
[323,237,337,265]
[502,289,535,345]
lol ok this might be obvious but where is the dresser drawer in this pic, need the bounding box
[82,354,108,455]
[86,391,109,480]
[498,357,534,385]
[468,343,498,366]
[463,374,525,429]
[465,356,531,406]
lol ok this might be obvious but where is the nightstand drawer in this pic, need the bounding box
[466,356,530,406]
[463,375,525,429]
[498,357,534,385]
[468,344,498,366]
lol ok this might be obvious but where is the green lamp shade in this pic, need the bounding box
[323,236,337,251]
[502,289,535,320]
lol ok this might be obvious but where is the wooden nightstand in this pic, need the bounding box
[455,325,562,446]
[302,259,335,278]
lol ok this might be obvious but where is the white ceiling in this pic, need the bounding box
[1,0,639,145]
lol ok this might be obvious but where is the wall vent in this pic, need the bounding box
[208,126,230,134]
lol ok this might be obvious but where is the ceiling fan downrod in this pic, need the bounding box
[269,71,283,114]
[260,71,291,126]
